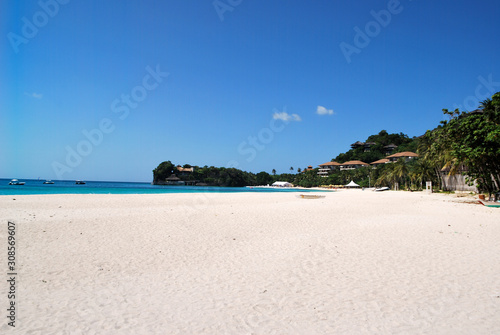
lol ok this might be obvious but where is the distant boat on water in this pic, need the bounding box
[43,180,55,184]
[9,179,25,185]
[75,180,86,185]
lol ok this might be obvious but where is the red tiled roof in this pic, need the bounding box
[319,161,341,167]
[176,166,194,172]
[341,160,369,166]
[370,158,390,165]
[386,151,419,158]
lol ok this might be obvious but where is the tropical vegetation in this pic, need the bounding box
[418,92,500,196]
[153,92,499,194]
[153,161,260,187]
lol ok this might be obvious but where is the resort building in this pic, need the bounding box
[317,161,341,177]
[339,160,369,170]
[176,165,194,176]
[370,158,390,168]
[350,141,365,149]
[386,151,419,162]
[350,141,376,152]
[165,174,185,185]
[363,142,376,152]
[383,144,398,155]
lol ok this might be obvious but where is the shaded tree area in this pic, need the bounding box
[275,167,374,188]
[372,158,435,190]
[154,164,258,187]
[153,161,282,187]
[152,161,175,183]
[418,92,500,196]
[270,162,434,190]
[153,161,291,187]
[256,171,274,186]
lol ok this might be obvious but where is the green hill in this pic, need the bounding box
[333,130,418,164]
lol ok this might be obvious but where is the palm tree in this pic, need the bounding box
[410,159,436,190]
[272,169,276,176]
[392,158,409,189]
[418,129,456,191]
[297,168,302,173]
[480,98,499,123]
[290,166,294,173]
[375,163,395,188]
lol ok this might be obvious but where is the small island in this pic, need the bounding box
[152,161,273,187]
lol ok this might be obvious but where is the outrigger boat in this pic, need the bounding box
[479,200,500,208]
[43,180,55,184]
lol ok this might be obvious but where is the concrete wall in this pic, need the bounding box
[441,174,477,192]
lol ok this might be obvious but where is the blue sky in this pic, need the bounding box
[2,0,500,182]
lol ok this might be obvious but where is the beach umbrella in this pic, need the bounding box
[345,180,360,188]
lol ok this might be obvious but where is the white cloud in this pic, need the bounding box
[25,92,43,99]
[316,105,334,115]
[272,111,301,122]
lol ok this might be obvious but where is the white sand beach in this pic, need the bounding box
[1,190,499,334]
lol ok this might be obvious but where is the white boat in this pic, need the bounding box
[374,187,390,192]
[75,180,86,185]
[43,180,55,184]
[9,179,25,185]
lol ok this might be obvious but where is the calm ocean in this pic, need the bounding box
[0,179,322,196]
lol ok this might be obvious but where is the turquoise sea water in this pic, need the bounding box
[0,179,325,195]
